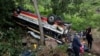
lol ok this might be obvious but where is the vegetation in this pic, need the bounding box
[36,46,67,56]
[0,0,100,55]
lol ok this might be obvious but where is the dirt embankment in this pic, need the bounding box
[92,38,100,56]
[92,29,100,56]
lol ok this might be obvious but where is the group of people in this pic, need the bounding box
[70,27,93,56]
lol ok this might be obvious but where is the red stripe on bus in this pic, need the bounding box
[21,11,47,22]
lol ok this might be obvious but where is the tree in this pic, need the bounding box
[0,0,24,55]
[0,0,16,28]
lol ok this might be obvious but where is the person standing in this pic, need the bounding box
[72,33,81,56]
[86,27,93,50]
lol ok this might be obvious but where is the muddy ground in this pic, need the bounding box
[92,38,100,56]
[91,29,100,56]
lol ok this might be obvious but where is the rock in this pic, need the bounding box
[45,38,58,49]
[88,53,92,56]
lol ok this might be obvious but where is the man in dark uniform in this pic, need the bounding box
[86,27,93,50]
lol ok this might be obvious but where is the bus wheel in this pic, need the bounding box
[47,14,57,25]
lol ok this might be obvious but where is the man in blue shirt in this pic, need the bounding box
[72,33,81,56]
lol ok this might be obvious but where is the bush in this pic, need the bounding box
[36,46,67,56]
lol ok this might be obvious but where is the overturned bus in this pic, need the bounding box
[12,7,71,44]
